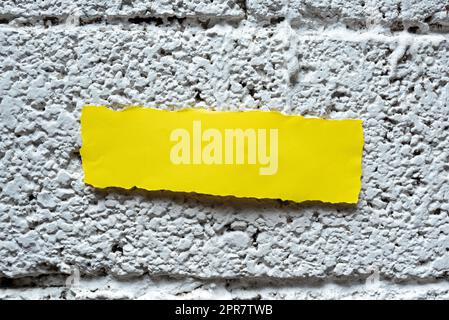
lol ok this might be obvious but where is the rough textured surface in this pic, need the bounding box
[3,275,449,300]
[248,0,449,31]
[1,0,449,299]
[0,0,245,19]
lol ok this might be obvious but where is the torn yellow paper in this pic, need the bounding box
[80,106,364,203]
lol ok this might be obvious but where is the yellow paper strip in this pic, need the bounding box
[80,106,364,203]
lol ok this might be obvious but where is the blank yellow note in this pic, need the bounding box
[80,106,364,203]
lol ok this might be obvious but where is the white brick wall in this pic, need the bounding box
[1,1,449,299]
[0,0,245,18]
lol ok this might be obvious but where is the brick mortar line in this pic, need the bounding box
[2,276,449,298]
[1,272,449,288]
[0,21,447,44]
[0,13,449,35]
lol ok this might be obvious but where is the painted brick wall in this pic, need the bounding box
[1,1,449,299]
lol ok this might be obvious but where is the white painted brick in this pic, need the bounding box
[0,0,245,18]
[248,0,449,31]
[1,0,449,299]
[1,21,449,283]
[3,275,449,299]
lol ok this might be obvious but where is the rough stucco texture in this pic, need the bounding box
[1,0,449,287]
[0,0,245,18]
[248,0,449,25]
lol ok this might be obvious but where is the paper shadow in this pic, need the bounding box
[91,186,358,216]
